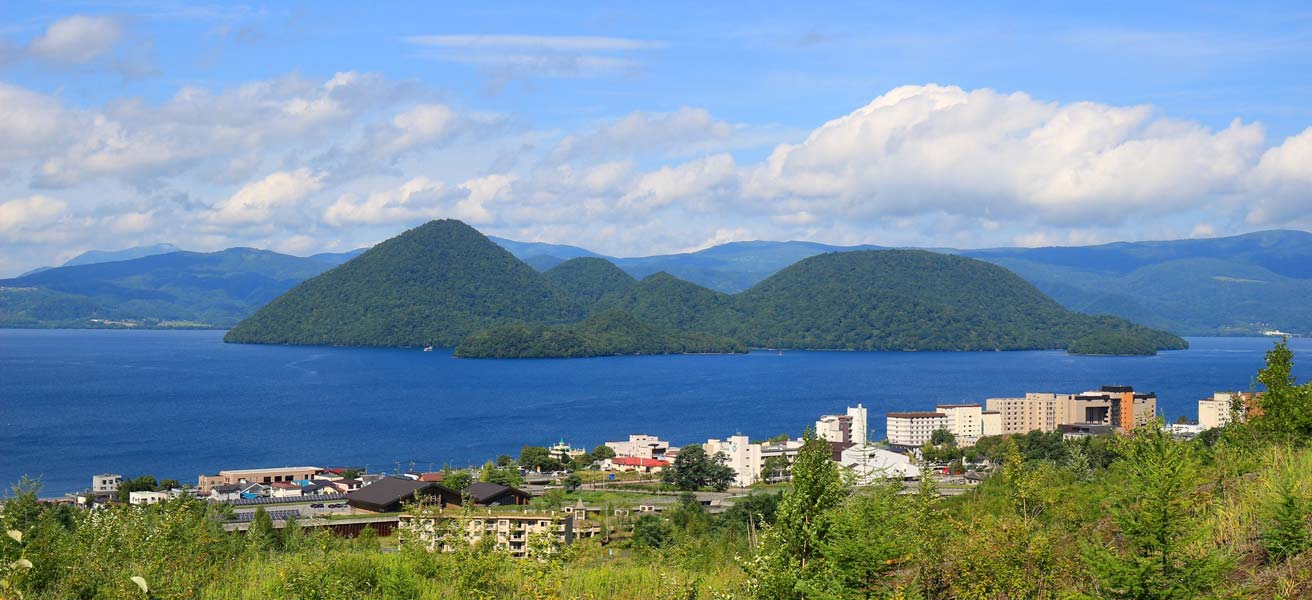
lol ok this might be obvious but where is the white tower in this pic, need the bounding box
[847,404,868,446]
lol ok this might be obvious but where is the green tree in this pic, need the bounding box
[631,514,671,549]
[668,492,711,536]
[591,445,616,460]
[1082,424,1230,599]
[661,444,736,491]
[563,474,583,492]
[116,475,159,503]
[247,507,276,553]
[1252,338,1312,443]
[520,446,565,472]
[761,455,791,481]
[750,432,845,599]
[1260,456,1312,563]
[443,470,472,492]
[930,428,955,446]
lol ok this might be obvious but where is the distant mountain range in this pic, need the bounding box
[224,220,1185,355]
[3,229,1309,335]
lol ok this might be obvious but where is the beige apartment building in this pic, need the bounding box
[886,412,948,447]
[986,386,1157,435]
[936,404,1003,445]
[197,466,323,494]
[399,510,580,558]
[1199,391,1259,429]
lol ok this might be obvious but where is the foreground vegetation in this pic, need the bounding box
[6,340,1311,599]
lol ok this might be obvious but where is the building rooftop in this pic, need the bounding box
[887,412,946,418]
[218,466,322,475]
[612,457,669,468]
[935,404,982,409]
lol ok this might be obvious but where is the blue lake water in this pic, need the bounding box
[2,330,1309,495]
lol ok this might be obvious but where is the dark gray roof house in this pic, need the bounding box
[345,477,461,513]
[463,482,531,506]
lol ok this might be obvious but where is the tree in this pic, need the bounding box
[1252,338,1312,443]
[519,446,564,472]
[749,432,846,599]
[443,470,472,492]
[116,475,159,503]
[631,514,670,549]
[668,492,710,536]
[495,455,515,467]
[930,428,955,446]
[762,455,791,481]
[1260,456,1312,563]
[247,507,276,553]
[661,444,736,491]
[563,474,582,492]
[159,479,180,490]
[1082,424,1230,599]
[591,445,616,460]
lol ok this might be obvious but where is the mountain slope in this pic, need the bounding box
[543,257,636,306]
[64,243,182,268]
[596,272,743,333]
[0,248,335,328]
[454,310,746,358]
[224,220,582,347]
[728,250,1185,351]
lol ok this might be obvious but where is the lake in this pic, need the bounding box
[2,330,1308,495]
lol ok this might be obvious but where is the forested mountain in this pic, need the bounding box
[0,248,338,328]
[454,310,746,358]
[225,219,1182,354]
[223,220,583,347]
[730,250,1185,351]
[491,230,1312,336]
[543,257,636,306]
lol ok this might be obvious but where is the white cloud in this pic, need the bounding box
[404,33,662,87]
[323,175,505,227]
[0,195,68,243]
[742,85,1266,226]
[0,82,68,161]
[212,169,325,225]
[550,107,735,162]
[27,15,122,64]
[620,154,738,213]
[1245,127,1312,225]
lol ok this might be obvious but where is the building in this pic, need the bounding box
[815,404,869,446]
[840,445,920,483]
[92,473,122,493]
[208,484,243,502]
[986,387,1158,435]
[462,483,531,507]
[197,466,324,494]
[886,412,948,447]
[704,435,762,487]
[848,404,868,446]
[1199,392,1259,429]
[269,482,303,498]
[548,440,587,459]
[399,510,576,558]
[936,404,1001,445]
[345,477,463,513]
[815,414,852,444]
[605,434,671,460]
[605,457,669,473]
[128,491,169,505]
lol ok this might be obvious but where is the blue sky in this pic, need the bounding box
[1,1,1310,275]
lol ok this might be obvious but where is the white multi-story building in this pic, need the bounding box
[605,434,671,460]
[815,414,852,444]
[92,473,122,493]
[936,404,1001,445]
[886,412,948,447]
[704,435,762,487]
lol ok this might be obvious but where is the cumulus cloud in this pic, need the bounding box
[27,15,123,64]
[323,174,509,227]
[0,195,68,243]
[1245,127,1312,226]
[211,169,325,225]
[742,84,1264,226]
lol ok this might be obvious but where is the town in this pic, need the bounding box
[23,385,1256,559]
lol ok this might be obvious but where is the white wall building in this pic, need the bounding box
[815,414,852,444]
[605,434,671,460]
[1199,392,1254,429]
[92,473,122,493]
[936,404,1001,445]
[886,412,948,447]
[128,491,168,505]
[704,435,762,487]
[840,444,920,483]
[847,404,868,446]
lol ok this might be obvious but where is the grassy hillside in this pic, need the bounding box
[224,220,583,347]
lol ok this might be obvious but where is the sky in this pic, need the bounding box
[1,1,1310,276]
